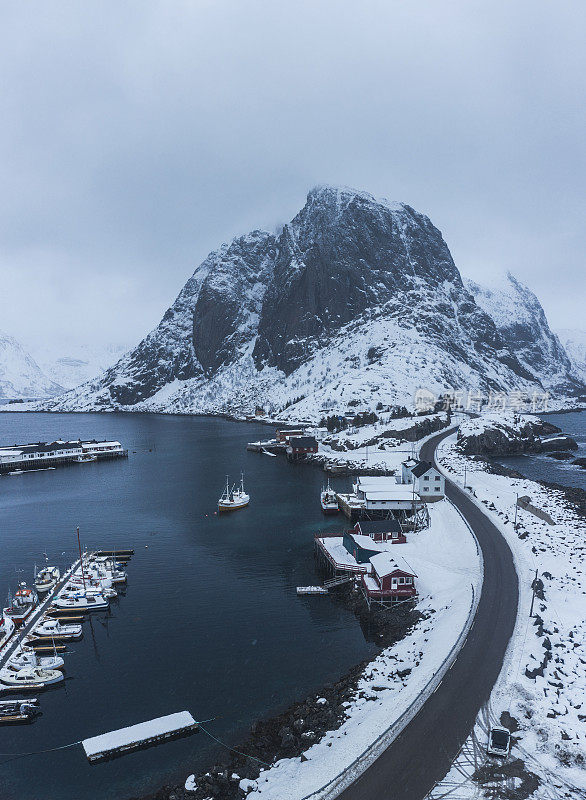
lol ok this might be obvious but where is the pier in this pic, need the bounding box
[82,711,198,762]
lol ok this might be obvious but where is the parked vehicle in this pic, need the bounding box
[487,726,511,757]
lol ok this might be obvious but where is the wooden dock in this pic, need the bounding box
[82,711,198,762]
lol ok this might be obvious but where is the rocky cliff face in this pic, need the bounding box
[43,186,585,418]
[456,413,565,456]
[466,274,583,396]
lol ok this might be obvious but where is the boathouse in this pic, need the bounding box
[276,428,306,443]
[0,439,127,474]
[361,552,417,602]
[286,436,318,461]
[353,519,406,544]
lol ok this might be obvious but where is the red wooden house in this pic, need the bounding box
[286,436,318,461]
[361,552,417,601]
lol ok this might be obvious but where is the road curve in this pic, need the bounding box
[337,426,519,800]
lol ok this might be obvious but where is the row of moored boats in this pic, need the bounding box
[0,551,130,722]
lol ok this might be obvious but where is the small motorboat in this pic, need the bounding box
[261,448,277,457]
[0,615,15,651]
[0,698,41,723]
[65,579,117,599]
[218,473,250,512]
[34,566,60,594]
[320,480,339,514]
[75,453,97,463]
[34,618,82,640]
[52,592,109,611]
[0,665,64,688]
[8,648,65,671]
[4,584,38,626]
[7,470,24,476]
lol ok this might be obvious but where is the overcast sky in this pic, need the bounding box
[1,0,584,353]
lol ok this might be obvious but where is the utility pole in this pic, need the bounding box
[514,493,519,528]
[530,569,538,617]
[463,464,467,489]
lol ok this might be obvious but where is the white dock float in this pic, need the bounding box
[296,586,329,595]
[82,711,198,762]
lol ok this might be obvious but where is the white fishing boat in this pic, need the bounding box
[65,578,117,599]
[0,698,41,723]
[4,583,38,626]
[34,618,82,640]
[9,647,65,671]
[261,448,277,457]
[218,474,250,512]
[320,480,339,514]
[0,665,64,688]
[75,453,97,463]
[0,615,15,651]
[34,565,60,594]
[52,591,109,611]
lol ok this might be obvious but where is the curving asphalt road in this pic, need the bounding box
[337,426,519,800]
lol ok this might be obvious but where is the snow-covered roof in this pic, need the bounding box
[363,485,419,500]
[369,552,417,577]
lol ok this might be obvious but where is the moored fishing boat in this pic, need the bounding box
[8,648,65,671]
[34,565,60,594]
[0,615,15,651]
[4,583,37,626]
[52,591,109,611]
[218,473,250,512]
[0,665,64,688]
[34,618,82,640]
[0,698,41,723]
[320,480,339,514]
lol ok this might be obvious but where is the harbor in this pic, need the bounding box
[0,411,376,800]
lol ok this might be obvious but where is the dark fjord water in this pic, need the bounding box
[0,413,376,800]
[490,411,586,491]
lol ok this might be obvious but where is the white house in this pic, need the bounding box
[401,459,445,499]
[352,476,424,512]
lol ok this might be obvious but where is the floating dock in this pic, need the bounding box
[296,586,329,595]
[82,711,198,762]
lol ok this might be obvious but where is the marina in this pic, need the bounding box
[0,412,375,800]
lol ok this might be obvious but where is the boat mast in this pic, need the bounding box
[76,527,87,592]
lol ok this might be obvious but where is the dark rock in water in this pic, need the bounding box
[545,451,574,460]
[571,457,586,469]
[540,435,578,452]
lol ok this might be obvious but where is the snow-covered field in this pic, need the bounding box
[230,499,482,799]
[431,435,586,798]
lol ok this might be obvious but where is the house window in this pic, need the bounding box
[398,577,405,584]
[405,577,412,584]
[435,476,441,481]
[391,578,398,587]
[423,487,429,492]
[424,476,430,481]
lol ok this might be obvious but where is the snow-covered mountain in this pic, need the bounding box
[0,332,64,399]
[465,273,583,396]
[555,328,586,384]
[30,342,130,391]
[43,186,585,419]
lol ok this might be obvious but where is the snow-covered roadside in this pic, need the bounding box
[433,435,586,797]
[236,500,482,800]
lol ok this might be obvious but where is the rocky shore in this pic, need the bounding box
[130,587,423,800]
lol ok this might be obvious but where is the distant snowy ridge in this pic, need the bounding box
[0,331,63,399]
[465,272,583,395]
[30,341,131,390]
[41,186,586,419]
[555,328,586,384]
